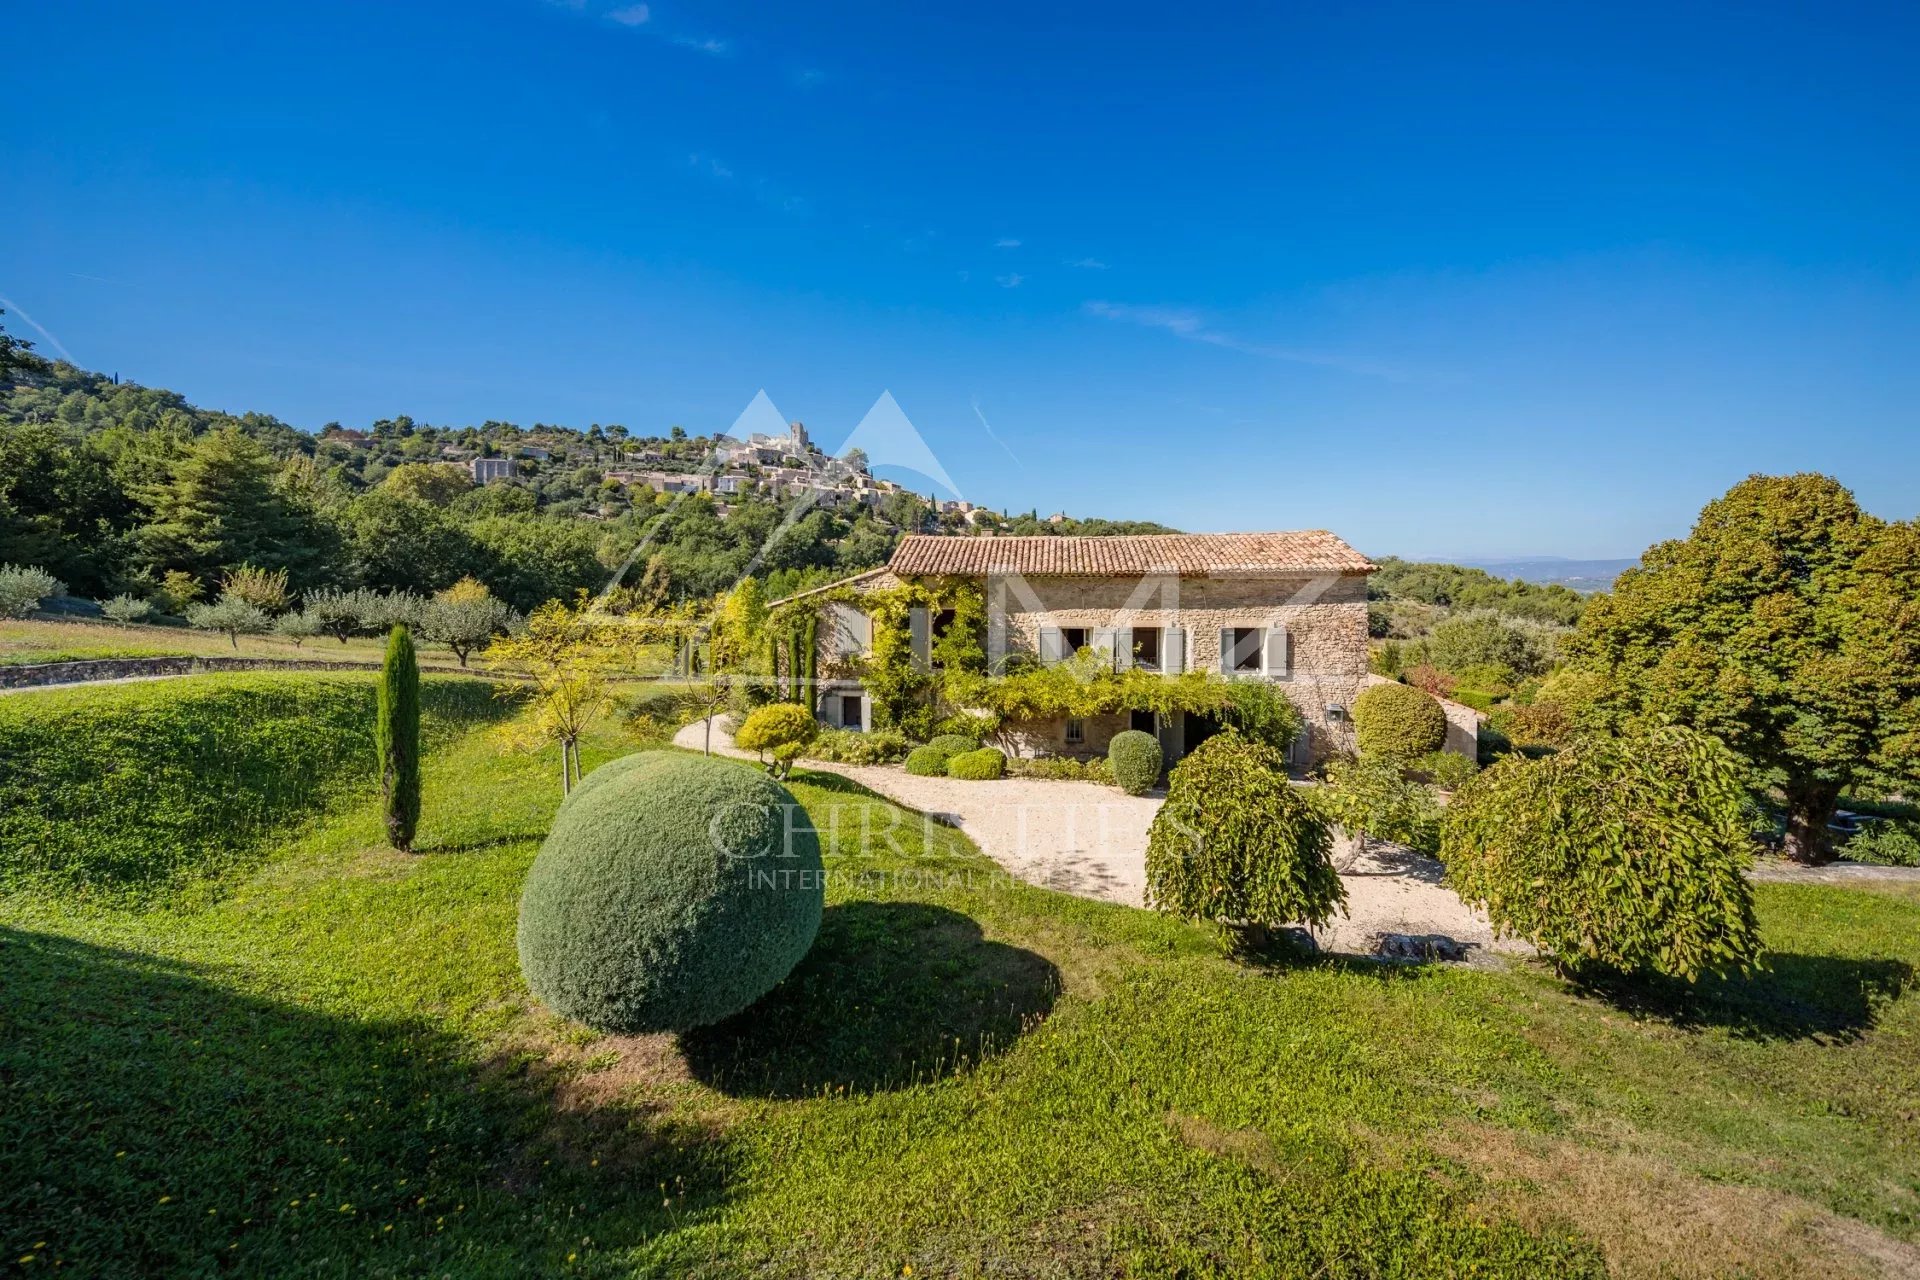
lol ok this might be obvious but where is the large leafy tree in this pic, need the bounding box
[134,427,322,587]
[0,424,133,595]
[1570,474,1920,863]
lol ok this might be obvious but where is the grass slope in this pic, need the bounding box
[2,705,1917,1277]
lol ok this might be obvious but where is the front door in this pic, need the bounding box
[1184,712,1222,755]
[840,694,863,730]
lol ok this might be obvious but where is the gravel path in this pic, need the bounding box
[672,718,1529,962]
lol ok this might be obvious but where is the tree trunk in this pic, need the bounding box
[1783,781,1842,865]
[228,631,238,649]
[704,715,713,755]
[560,741,573,797]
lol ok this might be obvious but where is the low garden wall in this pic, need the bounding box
[0,655,494,691]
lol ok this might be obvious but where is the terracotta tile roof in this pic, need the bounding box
[888,532,1375,577]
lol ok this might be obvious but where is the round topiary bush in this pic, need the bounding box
[517,750,824,1033]
[1145,733,1344,937]
[1107,729,1163,795]
[1353,682,1448,758]
[734,702,819,778]
[927,733,980,757]
[904,745,950,776]
[1441,724,1760,981]
[946,747,1006,780]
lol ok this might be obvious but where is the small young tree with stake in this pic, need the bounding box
[377,624,421,852]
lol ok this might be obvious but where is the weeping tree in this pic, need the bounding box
[377,625,421,852]
[1145,733,1345,949]
[1442,722,1761,981]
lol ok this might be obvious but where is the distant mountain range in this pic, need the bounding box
[1450,557,1637,592]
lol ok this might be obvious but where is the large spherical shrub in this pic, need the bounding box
[946,747,1005,780]
[1107,729,1163,796]
[927,733,980,757]
[1353,682,1448,758]
[904,745,950,776]
[1145,733,1343,932]
[1441,724,1760,981]
[518,751,823,1032]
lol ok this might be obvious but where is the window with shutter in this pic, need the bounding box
[1264,625,1289,678]
[1039,627,1064,665]
[909,608,931,669]
[1165,627,1185,674]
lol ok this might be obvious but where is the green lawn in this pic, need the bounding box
[0,616,474,669]
[2,683,1917,1277]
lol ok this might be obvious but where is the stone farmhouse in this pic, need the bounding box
[781,532,1479,768]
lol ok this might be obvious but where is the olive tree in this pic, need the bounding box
[1570,474,1920,864]
[1442,723,1761,981]
[418,578,520,666]
[186,594,271,647]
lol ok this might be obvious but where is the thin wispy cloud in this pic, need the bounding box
[1066,257,1107,270]
[996,273,1025,288]
[673,34,729,55]
[605,3,650,25]
[994,238,1022,249]
[1083,300,1407,381]
[970,396,1025,472]
[0,295,76,364]
[792,67,826,88]
[687,152,807,214]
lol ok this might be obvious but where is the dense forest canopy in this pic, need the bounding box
[0,338,1174,611]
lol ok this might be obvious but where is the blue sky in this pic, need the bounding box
[5,0,1917,558]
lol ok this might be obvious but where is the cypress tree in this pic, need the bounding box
[377,624,421,852]
[801,612,818,712]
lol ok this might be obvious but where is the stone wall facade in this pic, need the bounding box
[802,569,1376,766]
[987,571,1371,764]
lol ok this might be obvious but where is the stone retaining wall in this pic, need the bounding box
[0,655,495,691]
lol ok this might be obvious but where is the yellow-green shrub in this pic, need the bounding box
[1353,682,1447,758]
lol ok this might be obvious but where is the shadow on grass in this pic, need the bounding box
[416,832,548,855]
[681,901,1059,1099]
[1572,951,1914,1042]
[0,926,732,1274]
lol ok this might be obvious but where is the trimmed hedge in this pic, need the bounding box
[0,672,505,900]
[517,750,823,1032]
[1107,729,1163,795]
[1353,682,1448,758]
[946,747,1006,780]
[927,733,980,757]
[904,745,951,776]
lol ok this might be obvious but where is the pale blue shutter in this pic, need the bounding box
[1264,625,1289,677]
[1165,627,1185,675]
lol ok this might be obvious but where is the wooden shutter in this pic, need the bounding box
[1092,628,1118,671]
[1218,628,1235,675]
[1264,625,1290,678]
[1165,627,1185,675]
[1114,628,1134,671]
[909,608,931,669]
[1039,627,1064,665]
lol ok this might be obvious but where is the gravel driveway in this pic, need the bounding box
[671,718,1528,961]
